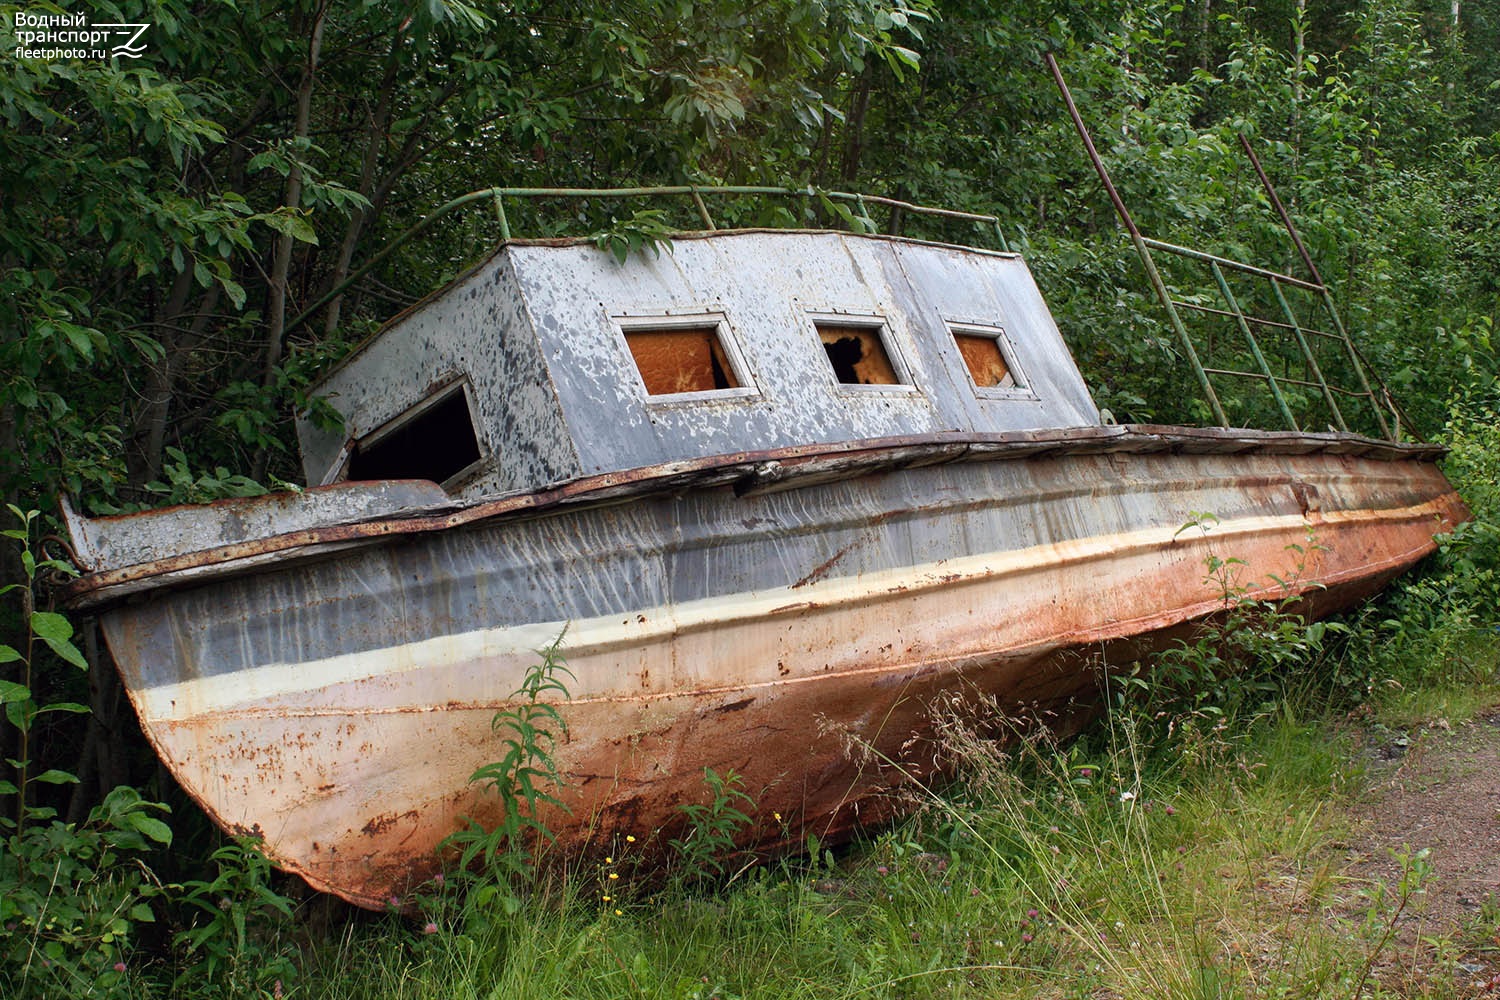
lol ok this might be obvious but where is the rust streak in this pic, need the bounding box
[793,541,858,589]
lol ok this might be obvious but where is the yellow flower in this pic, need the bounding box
[773,812,782,821]
[614,909,623,916]
[609,872,619,880]
[626,835,636,843]
[602,895,611,902]
[605,857,613,864]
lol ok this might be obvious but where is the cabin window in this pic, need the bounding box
[618,314,756,401]
[345,379,485,489]
[815,321,907,387]
[948,323,1031,397]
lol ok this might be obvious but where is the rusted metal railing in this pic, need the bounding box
[1045,52,1408,443]
[289,186,1011,338]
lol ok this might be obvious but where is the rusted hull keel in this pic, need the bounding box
[79,439,1462,908]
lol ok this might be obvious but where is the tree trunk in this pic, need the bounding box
[256,2,328,481]
[839,67,874,186]
[321,24,405,338]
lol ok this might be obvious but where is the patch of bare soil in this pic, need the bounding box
[1341,709,1500,994]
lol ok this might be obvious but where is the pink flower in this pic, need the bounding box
[1165,805,1176,816]
[423,921,439,935]
[876,866,889,876]
[1021,932,1033,943]
[113,962,127,973]
[1026,908,1038,919]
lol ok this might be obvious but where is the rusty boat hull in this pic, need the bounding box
[63,426,1465,908]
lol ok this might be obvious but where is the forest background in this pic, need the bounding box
[2,0,1498,996]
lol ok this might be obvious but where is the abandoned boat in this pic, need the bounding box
[60,184,1467,909]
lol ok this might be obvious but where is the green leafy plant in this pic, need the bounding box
[170,837,297,998]
[592,209,678,265]
[669,767,755,883]
[1,508,172,997]
[443,632,574,918]
[1113,517,1345,758]
[143,447,268,506]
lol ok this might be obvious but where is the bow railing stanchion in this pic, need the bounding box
[1045,51,1228,428]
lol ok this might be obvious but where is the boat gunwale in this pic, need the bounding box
[59,423,1450,610]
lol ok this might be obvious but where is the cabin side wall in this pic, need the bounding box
[509,233,1099,479]
[296,253,580,497]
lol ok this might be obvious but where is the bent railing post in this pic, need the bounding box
[1046,51,1227,427]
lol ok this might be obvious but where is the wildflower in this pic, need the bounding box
[615,909,623,916]
[1021,932,1033,944]
[773,812,782,821]
[609,872,619,880]
[1165,804,1176,816]
[876,866,889,876]
[1026,908,1038,919]
[626,835,636,843]
[1079,768,1093,778]
[606,856,613,864]
[274,980,284,1000]
[434,873,444,886]
[603,895,612,902]
[113,962,127,973]
[1120,790,1136,802]
[970,888,981,897]
[388,895,400,908]
[423,922,438,935]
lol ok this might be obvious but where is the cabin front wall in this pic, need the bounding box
[295,253,580,497]
[511,232,1100,480]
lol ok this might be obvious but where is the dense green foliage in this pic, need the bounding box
[1,0,1497,995]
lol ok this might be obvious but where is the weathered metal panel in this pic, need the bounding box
[61,481,450,573]
[87,443,1465,908]
[513,233,1098,482]
[295,252,582,496]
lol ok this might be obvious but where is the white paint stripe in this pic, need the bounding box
[138,500,1447,720]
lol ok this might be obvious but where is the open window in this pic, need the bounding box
[619,313,756,401]
[948,322,1031,398]
[812,317,913,390]
[345,378,485,490]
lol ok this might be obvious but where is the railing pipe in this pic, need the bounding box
[1045,51,1228,427]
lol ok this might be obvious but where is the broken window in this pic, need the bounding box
[950,324,1028,395]
[624,324,742,395]
[345,380,484,488]
[816,323,903,386]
